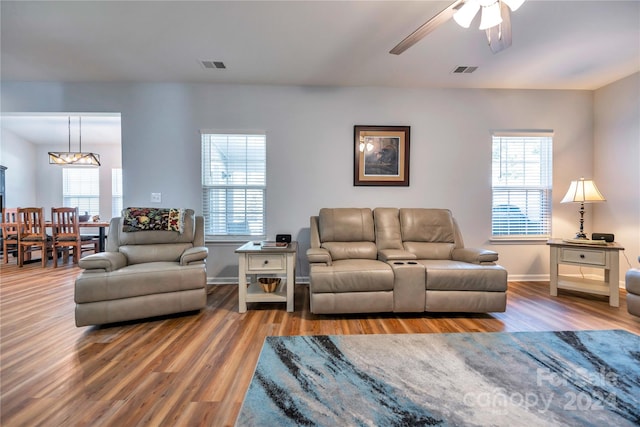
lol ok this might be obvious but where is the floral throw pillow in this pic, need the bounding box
[122,207,184,233]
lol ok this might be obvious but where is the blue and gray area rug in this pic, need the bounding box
[236,330,640,426]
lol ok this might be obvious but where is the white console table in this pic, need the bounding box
[547,239,624,307]
[236,241,297,313]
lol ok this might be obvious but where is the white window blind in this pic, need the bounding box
[63,168,100,216]
[112,168,123,218]
[491,132,552,239]
[201,132,266,240]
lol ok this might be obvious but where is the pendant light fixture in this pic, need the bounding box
[48,116,101,166]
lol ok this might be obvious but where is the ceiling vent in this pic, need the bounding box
[452,66,478,74]
[201,60,226,70]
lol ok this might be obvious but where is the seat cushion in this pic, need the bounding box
[419,260,507,292]
[310,259,394,293]
[75,262,206,303]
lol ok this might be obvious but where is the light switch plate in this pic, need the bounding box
[151,192,161,203]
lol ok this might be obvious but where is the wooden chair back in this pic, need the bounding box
[51,207,98,267]
[2,208,20,263]
[51,207,80,241]
[18,207,47,239]
[17,207,51,267]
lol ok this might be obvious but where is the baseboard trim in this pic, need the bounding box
[207,275,624,288]
[507,274,549,282]
[507,274,625,289]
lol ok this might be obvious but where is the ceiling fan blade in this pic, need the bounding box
[486,2,512,54]
[389,0,465,55]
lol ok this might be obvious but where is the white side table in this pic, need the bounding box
[547,239,624,307]
[235,241,297,313]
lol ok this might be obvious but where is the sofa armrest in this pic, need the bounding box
[181,246,209,265]
[307,248,332,266]
[378,249,417,262]
[78,252,128,272]
[452,247,499,264]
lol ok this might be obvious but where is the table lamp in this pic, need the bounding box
[560,177,606,239]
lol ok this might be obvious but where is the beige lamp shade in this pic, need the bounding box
[561,178,606,203]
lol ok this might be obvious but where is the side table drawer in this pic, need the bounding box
[560,248,606,266]
[247,254,285,271]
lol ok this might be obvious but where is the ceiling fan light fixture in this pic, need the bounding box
[479,1,503,30]
[389,0,525,55]
[453,0,480,28]
[502,0,525,12]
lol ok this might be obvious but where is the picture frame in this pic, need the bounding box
[354,125,410,186]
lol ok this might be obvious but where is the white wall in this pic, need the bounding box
[594,72,640,275]
[0,128,37,207]
[3,80,629,283]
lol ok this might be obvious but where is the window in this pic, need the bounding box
[112,168,123,218]
[63,168,99,216]
[491,132,552,239]
[201,132,266,240]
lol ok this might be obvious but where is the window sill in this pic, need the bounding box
[490,237,550,244]
[205,237,266,245]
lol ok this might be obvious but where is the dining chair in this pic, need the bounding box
[2,208,20,264]
[51,207,99,267]
[17,207,52,268]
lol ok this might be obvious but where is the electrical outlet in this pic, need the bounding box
[151,192,161,203]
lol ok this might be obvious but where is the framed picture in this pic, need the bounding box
[354,125,410,186]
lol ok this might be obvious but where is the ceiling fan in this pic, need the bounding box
[389,0,526,55]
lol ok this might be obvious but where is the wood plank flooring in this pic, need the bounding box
[1,258,639,426]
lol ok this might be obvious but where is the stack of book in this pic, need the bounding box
[562,238,608,245]
[261,241,288,248]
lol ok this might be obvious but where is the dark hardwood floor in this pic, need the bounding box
[1,257,639,426]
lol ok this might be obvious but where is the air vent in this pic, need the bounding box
[201,60,226,70]
[452,66,478,74]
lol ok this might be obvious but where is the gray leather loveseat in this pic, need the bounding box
[74,209,208,326]
[307,208,507,314]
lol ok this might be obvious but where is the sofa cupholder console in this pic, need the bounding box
[389,261,425,312]
[307,208,508,315]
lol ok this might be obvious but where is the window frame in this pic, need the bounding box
[62,167,100,216]
[201,131,267,242]
[490,131,553,242]
[112,168,123,219]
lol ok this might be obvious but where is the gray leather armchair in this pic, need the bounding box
[626,258,640,317]
[74,209,208,326]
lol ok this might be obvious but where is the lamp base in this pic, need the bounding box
[574,232,588,239]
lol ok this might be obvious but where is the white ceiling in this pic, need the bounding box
[1,1,638,145]
[1,114,122,146]
[1,0,639,90]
